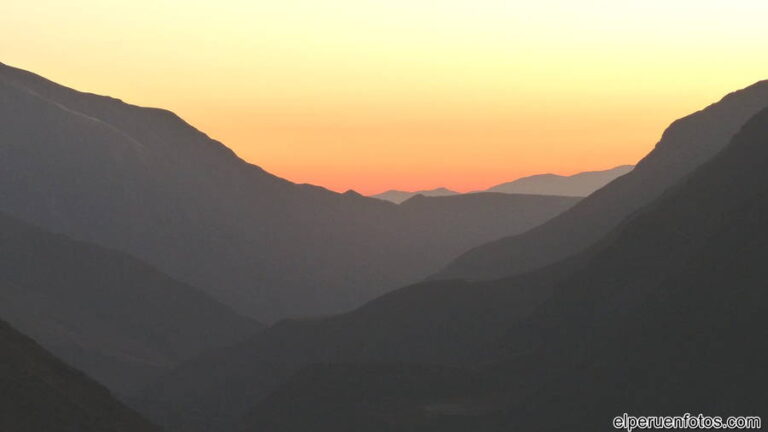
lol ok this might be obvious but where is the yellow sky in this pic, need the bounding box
[2,0,767,193]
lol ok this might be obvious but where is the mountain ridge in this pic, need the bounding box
[369,166,633,204]
[0,61,579,322]
[232,96,768,432]
[371,187,459,204]
[435,79,768,281]
[0,209,260,396]
[484,164,633,196]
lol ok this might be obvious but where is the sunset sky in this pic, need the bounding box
[3,0,767,194]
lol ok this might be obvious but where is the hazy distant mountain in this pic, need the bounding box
[485,165,633,196]
[0,211,260,395]
[370,166,632,203]
[135,85,768,432]
[436,79,768,281]
[0,62,577,322]
[371,187,458,203]
[0,319,157,432]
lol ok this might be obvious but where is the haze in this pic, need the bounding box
[3,0,767,193]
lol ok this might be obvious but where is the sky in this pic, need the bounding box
[2,1,767,194]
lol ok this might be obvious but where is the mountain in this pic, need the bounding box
[134,275,550,432]
[134,242,577,431]
[0,211,260,396]
[474,101,768,430]
[136,88,768,431]
[237,102,768,431]
[0,318,158,432]
[371,187,458,204]
[436,81,768,281]
[239,363,483,432]
[0,62,578,322]
[484,165,633,196]
[370,166,633,204]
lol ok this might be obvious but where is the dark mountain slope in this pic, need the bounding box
[458,101,768,431]
[135,260,580,432]
[437,80,768,281]
[391,192,579,259]
[0,211,259,395]
[238,104,768,431]
[0,62,577,321]
[240,363,484,432]
[0,319,158,432]
[485,164,633,197]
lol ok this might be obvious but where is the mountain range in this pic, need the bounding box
[2,61,767,431]
[236,102,768,430]
[0,62,579,322]
[131,81,768,431]
[370,165,633,203]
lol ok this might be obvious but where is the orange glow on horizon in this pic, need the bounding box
[3,0,767,194]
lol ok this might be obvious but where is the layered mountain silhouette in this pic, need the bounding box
[0,319,157,431]
[485,164,633,196]
[0,62,578,322]
[135,85,768,431]
[371,187,458,204]
[4,60,766,431]
[234,101,768,432]
[135,270,568,431]
[0,211,260,395]
[436,81,768,281]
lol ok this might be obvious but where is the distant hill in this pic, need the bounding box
[0,62,578,322]
[141,92,768,432]
[485,165,633,196]
[0,211,260,396]
[0,319,158,432]
[369,166,632,204]
[371,187,458,204]
[436,79,768,281]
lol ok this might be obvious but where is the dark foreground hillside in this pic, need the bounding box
[0,319,157,432]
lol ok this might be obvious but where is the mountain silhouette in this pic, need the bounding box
[0,62,578,322]
[0,319,158,431]
[0,211,260,396]
[235,102,768,431]
[371,187,458,203]
[134,257,577,431]
[485,165,633,196]
[436,81,768,281]
[136,88,768,431]
[370,166,632,204]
